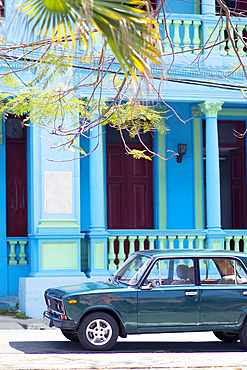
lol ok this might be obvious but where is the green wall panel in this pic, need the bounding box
[218,109,247,117]
[193,113,203,229]
[42,242,78,270]
[94,242,105,269]
[38,219,79,229]
[158,125,167,229]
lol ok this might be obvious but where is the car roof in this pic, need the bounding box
[135,249,247,259]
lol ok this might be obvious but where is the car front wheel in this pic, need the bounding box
[213,331,239,343]
[78,312,119,351]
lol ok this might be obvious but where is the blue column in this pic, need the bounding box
[200,101,226,249]
[87,124,109,276]
[89,125,105,230]
[201,0,215,16]
[0,113,7,296]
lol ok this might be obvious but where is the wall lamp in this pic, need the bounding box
[177,143,187,163]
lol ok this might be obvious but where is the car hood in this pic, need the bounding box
[45,280,128,298]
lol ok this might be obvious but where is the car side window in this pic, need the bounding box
[199,258,247,285]
[144,258,195,287]
[235,261,247,284]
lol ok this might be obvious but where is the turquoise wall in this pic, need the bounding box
[80,136,90,231]
[165,103,195,229]
[164,0,195,14]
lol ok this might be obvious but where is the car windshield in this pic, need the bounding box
[113,254,152,286]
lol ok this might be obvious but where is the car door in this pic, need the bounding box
[137,258,200,329]
[199,257,247,326]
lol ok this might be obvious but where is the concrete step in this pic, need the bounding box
[0,296,18,310]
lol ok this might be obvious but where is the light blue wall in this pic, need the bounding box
[166,103,195,229]
[164,0,195,14]
[80,136,90,231]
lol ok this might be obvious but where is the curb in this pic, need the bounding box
[0,315,57,330]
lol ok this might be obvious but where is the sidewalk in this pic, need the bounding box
[0,314,52,330]
[0,322,246,370]
[0,330,247,370]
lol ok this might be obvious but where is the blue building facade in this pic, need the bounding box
[1,0,247,317]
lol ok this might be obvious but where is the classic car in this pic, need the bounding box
[43,249,247,350]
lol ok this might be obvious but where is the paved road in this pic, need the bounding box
[0,329,247,369]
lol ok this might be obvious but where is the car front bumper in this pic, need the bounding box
[43,311,76,330]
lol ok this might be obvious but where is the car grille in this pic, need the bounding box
[45,293,65,315]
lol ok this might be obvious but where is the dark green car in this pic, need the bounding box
[43,249,247,350]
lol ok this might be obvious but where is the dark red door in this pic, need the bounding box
[6,116,28,237]
[203,120,246,229]
[106,129,153,229]
[231,148,246,229]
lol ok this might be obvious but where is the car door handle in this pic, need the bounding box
[243,291,247,296]
[185,291,198,297]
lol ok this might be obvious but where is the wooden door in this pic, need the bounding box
[203,120,246,229]
[106,129,153,229]
[231,148,246,229]
[6,116,28,237]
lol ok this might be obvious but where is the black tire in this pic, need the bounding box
[61,329,79,342]
[213,330,239,343]
[240,320,247,348]
[78,312,119,351]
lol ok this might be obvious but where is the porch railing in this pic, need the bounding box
[108,230,207,270]
[162,14,247,56]
[7,240,28,265]
[86,14,247,60]
[161,15,202,54]
[224,231,247,253]
[107,230,247,270]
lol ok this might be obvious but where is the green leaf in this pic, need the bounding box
[19,0,161,76]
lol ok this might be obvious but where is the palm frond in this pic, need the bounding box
[18,0,161,76]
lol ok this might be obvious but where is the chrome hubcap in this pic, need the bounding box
[86,319,112,346]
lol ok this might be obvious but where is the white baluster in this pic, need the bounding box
[183,20,192,52]
[233,235,242,252]
[19,241,28,265]
[236,24,245,56]
[225,235,232,251]
[168,236,176,249]
[187,235,196,250]
[108,236,116,270]
[192,21,201,54]
[138,236,147,251]
[163,19,172,54]
[173,20,182,53]
[158,236,167,249]
[118,236,126,266]
[177,235,186,249]
[128,236,137,257]
[148,236,156,250]
[8,241,17,265]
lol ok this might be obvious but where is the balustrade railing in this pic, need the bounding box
[7,240,28,265]
[107,230,206,270]
[107,230,247,270]
[161,15,247,57]
[80,14,247,61]
[161,17,202,54]
[224,231,247,253]
[218,22,247,56]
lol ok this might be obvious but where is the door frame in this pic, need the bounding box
[104,127,157,230]
[104,130,153,230]
[203,118,247,229]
